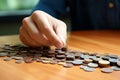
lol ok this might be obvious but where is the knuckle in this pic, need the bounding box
[59,20,67,30]
[22,17,29,25]
[19,27,22,33]
[57,19,67,27]
[61,21,67,27]
[32,10,43,18]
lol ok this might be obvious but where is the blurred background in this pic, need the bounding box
[0,0,38,35]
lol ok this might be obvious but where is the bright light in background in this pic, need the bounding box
[0,0,39,11]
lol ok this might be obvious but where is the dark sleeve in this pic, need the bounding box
[32,0,67,18]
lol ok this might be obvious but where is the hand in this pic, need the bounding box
[19,10,67,48]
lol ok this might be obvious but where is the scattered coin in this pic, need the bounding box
[83,66,96,72]
[74,52,81,59]
[117,60,120,67]
[3,57,12,61]
[63,63,73,68]
[50,60,58,64]
[108,54,118,59]
[42,60,51,64]
[109,58,117,66]
[101,68,113,73]
[12,56,23,60]
[36,58,42,62]
[66,54,75,61]
[80,65,87,69]
[111,66,120,71]
[92,57,101,63]
[0,52,8,57]
[15,60,24,64]
[72,60,83,65]
[99,60,110,67]
[84,58,93,64]
[24,57,33,63]
[88,63,98,68]
[80,54,89,59]
[58,62,66,65]
[101,56,110,60]
[56,54,66,59]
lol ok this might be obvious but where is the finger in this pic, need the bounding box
[31,11,63,48]
[22,17,51,46]
[19,26,39,47]
[54,19,67,46]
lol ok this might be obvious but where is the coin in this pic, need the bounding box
[36,58,42,62]
[108,54,118,59]
[84,58,93,64]
[101,68,113,73]
[109,58,117,66]
[56,54,66,59]
[58,62,66,65]
[83,66,96,72]
[66,54,75,61]
[50,60,58,64]
[56,51,66,55]
[24,57,33,63]
[42,60,51,64]
[0,52,8,57]
[15,60,24,64]
[61,46,68,52]
[99,60,110,67]
[92,57,101,63]
[74,52,81,59]
[111,66,120,71]
[12,56,24,60]
[72,60,83,65]
[80,65,87,69]
[88,63,98,68]
[80,54,89,59]
[3,57,12,61]
[117,60,120,67]
[101,56,110,60]
[63,63,73,68]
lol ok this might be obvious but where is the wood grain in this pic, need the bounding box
[0,30,120,80]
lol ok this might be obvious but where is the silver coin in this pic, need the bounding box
[50,60,58,64]
[72,60,83,65]
[83,66,96,72]
[80,65,88,69]
[3,57,12,61]
[15,60,24,64]
[9,52,17,56]
[109,58,117,63]
[80,54,89,59]
[101,68,113,73]
[111,66,120,71]
[36,58,42,62]
[0,52,8,57]
[42,60,51,64]
[12,56,24,60]
[63,63,73,68]
[88,63,98,68]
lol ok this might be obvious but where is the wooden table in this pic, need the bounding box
[0,30,120,80]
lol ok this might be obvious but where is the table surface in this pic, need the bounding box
[0,30,120,80]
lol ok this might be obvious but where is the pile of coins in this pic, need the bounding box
[0,44,120,73]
